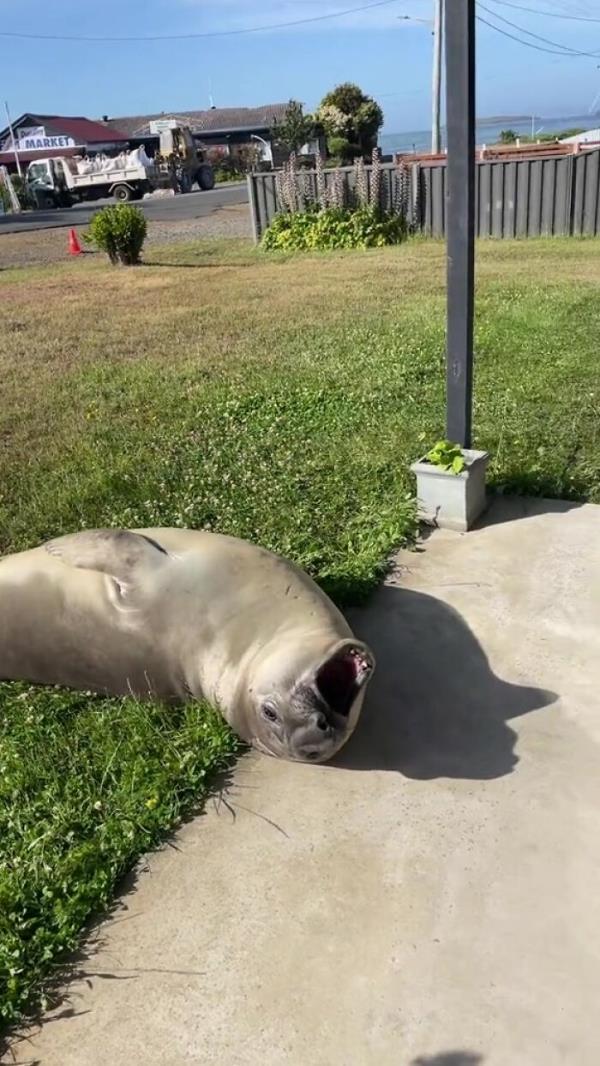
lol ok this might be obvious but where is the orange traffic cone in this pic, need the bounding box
[68,228,82,256]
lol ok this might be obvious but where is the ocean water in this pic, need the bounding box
[379,113,600,155]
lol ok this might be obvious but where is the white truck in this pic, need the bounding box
[24,132,215,209]
[25,153,162,209]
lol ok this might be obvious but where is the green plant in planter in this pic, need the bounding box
[425,439,466,474]
[84,203,147,265]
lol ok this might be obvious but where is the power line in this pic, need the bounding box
[476,12,582,52]
[479,1,600,54]
[0,0,400,42]
[486,0,600,23]
[476,12,599,55]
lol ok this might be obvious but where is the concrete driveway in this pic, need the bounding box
[0,184,248,234]
[5,497,600,1066]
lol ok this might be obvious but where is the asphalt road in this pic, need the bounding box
[0,183,248,234]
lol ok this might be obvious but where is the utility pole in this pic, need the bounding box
[431,0,443,154]
[398,8,443,153]
[445,0,475,447]
[4,101,22,179]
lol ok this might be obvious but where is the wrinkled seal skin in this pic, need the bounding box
[0,529,375,763]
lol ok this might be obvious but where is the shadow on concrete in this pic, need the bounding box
[335,586,556,780]
[475,494,584,529]
[412,1053,483,1066]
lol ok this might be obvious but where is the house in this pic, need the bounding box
[100,104,305,163]
[561,127,600,146]
[0,113,130,171]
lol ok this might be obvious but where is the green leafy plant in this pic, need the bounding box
[425,439,466,474]
[0,183,10,213]
[214,165,244,183]
[84,203,147,265]
[269,150,410,249]
[0,173,31,213]
[261,204,407,251]
[271,99,316,154]
[326,136,361,165]
[316,82,383,161]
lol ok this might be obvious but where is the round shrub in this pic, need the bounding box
[261,206,407,252]
[84,203,147,265]
[326,136,355,164]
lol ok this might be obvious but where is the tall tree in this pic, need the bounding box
[271,100,315,154]
[316,82,383,162]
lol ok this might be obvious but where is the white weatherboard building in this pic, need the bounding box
[561,128,600,144]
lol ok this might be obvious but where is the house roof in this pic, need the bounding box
[42,115,130,142]
[101,104,289,138]
[0,114,129,148]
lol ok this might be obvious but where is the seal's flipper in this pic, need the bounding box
[45,529,169,603]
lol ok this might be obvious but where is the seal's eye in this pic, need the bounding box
[262,702,279,723]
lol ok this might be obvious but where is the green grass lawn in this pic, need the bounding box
[0,689,237,1030]
[1,234,599,1029]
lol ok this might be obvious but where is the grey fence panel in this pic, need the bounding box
[540,159,554,235]
[246,174,259,242]
[553,157,571,236]
[528,161,542,236]
[248,172,278,237]
[504,162,517,237]
[419,165,443,236]
[421,168,432,236]
[263,175,277,231]
[540,157,567,235]
[582,150,600,235]
[477,164,490,237]
[492,164,507,237]
[248,150,600,240]
[515,159,531,237]
[430,166,445,237]
[571,154,585,236]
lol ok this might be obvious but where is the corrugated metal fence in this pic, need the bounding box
[247,150,600,241]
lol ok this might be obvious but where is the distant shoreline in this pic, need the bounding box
[380,112,598,154]
[382,113,600,137]
[476,115,531,124]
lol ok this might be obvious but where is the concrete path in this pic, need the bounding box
[7,498,600,1066]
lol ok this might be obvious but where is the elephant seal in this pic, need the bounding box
[0,529,374,763]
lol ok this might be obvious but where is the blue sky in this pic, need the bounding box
[2,0,600,131]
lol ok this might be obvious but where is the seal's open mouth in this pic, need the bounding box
[316,646,373,719]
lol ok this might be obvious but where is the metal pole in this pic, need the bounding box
[4,101,23,179]
[445,0,475,448]
[432,0,443,154]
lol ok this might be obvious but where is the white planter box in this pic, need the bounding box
[410,448,489,532]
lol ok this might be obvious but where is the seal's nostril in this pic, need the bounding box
[306,751,320,761]
[316,713,328,731]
